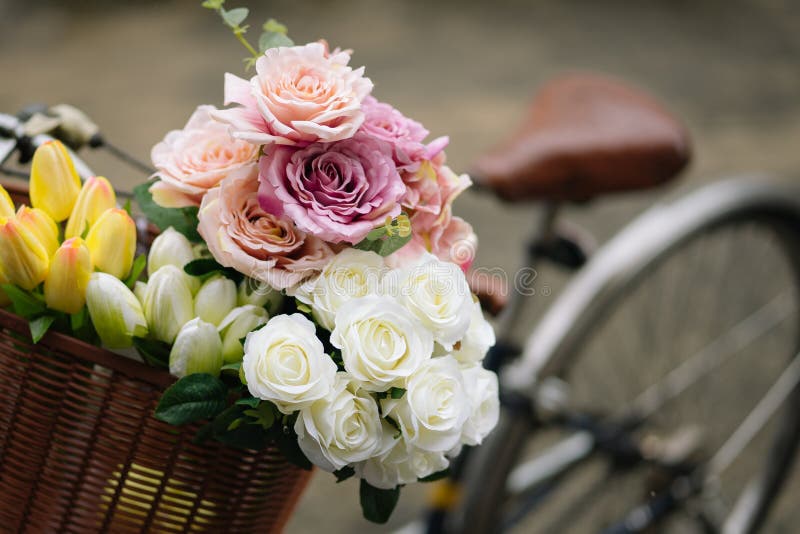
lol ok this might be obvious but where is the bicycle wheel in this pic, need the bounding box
[451,179,800,534]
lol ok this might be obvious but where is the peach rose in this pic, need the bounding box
[197,168,333,290]
[211,43,373,146]
[149,105,259,208]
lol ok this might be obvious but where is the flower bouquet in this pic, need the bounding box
[0,1,499,526]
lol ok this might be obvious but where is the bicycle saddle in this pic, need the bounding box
[473,74,691,202]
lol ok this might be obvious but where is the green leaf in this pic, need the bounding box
[222,361,243,373]
[124,254,147,288]
[227,417,244,431]
[29,315,55,343]
[419,468,450,483]
[364,226,387,241]
[133,337,171,368]
[221,6,248,28]
[359,480,400,524]
[184,258,224,277]
[123,198,132,216]
[70,307,86,332]
[133,182,201,242]
[274,423,312,470]
[258,31,293,52]
[295,301,312,314]
[80,221,91,240]
[2,284,46,319]
[389,387,406,399]
[354,232,412,257]
[235,396,259,408]
[155,374,229,425]
[201,0,225,9]
[262,18,287,34]
[334,466,356,483]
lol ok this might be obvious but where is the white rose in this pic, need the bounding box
[292,248,386,330]
[295,373,388,472]
[356,434,449,490]
[452,299,496,364]
[330,295,433,391]
[391,254,472,350]
[382,355,470,452]
[460,364,500,446]
[242,313,336,414]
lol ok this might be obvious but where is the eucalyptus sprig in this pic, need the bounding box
[201,0,294,70]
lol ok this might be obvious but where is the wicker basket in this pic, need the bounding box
[0,184,311,533]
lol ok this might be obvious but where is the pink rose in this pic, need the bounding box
[210,43,373,146]
[149,105,259,208]
[197,168,333,290]
[258,134,406,244]
[360,96,428,171]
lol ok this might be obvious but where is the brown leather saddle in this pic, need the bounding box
[472,73,691,202]
[469,74,691,313]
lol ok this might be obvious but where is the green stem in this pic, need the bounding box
[234,29,259,59]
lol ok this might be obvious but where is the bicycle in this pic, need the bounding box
[2,75,799,534]
[413,74,800,534]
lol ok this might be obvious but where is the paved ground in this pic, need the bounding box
[1,0,800,532]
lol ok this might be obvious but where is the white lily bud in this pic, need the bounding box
[237,277,284,314]
[143,265,194,344]
[147,227,200,293]
[194,275,237,326]
[169,318,223,378]
[86,272,148,348]
[218,305,269,364]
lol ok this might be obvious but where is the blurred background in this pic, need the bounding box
[1,0,799,531]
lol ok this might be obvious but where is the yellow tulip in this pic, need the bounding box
[0,184,15,218]
[0,217,49,290]
[29,140,81,222]
[15,206,59,257]
[44,238,92,314]
[0,266,11,307]
[85,208,136,279]
[65,176,117,239]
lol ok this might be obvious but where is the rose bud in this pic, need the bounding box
[45,238,92,314]
[143,265,194,344]
[0,216,49,290]
[217,305,269,364]
[85,208,137,279]
[29,140,81,222]
[0,184,15,218]
[86,272,149,348]
[237,277,284,313]
[169,318,223,378]
[65,176,117,239]
[194,275,236,326]
[15,206,59,258]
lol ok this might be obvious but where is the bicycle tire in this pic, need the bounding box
[451,178,800,534]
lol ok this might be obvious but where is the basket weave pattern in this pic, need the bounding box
[0,308,310,533]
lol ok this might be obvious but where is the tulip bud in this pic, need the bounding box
[194,275,236,326]
[237,277,284,313]
[0,217,49,290]
[44,238,92,314]
[86,272,149,348]
[0,267,11,307]
[218,305,269,364]
[65,176,117,239]
[29,140,81,222]
[143,265,194,344]
[147,226,197,288]
[85,208,136,279]
[15,206,59,258]
[0,185,15,218]
[169,318,224,378]
[133,281,148,304]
